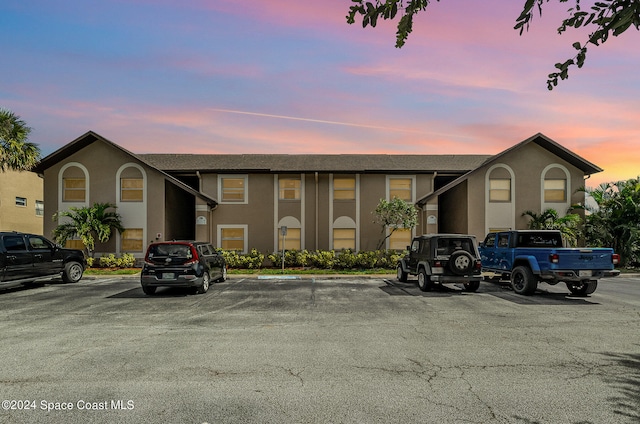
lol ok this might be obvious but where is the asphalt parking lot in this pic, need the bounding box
[1,275,639,424]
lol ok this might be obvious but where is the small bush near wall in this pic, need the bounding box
[266,249,405,270]
[221,249,265,269]
[87,253,136,268]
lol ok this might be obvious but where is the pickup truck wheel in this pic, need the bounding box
[463,281,480,292]
[397,264,408,282]
[449,250,474,275]
[417,268,432,292]
[511,266,537,295]
[62,261,84,283]
[567,280,597,296]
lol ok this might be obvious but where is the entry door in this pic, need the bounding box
[2,235,34,281]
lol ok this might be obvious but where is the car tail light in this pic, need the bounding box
[549,253,559,264]
[434,260,443,267]
[475,260,482,270]
[612,253,620,265]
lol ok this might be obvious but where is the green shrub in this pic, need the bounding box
[265,249,403,270]
[95,253,136,268]
[222,248,265,269]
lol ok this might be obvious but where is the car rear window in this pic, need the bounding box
[436,238,474,255]
[147,244,194,259]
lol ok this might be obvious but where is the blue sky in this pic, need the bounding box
[2,0,639,187]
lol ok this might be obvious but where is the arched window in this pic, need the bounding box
[333,216,356,250]
[60,163,89,203]
[277,216,301,250]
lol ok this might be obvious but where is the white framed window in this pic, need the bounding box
[544,179,566,202]
[63,178,86,202]
[333,177,356,200]
[15,197,27,207]
[278,227,301,251]
[35,200,44,216]
[389,228,411,250]
[120,178,143,202]
[121,228,144,252]
[333,228,356,250]
[219,175,248,203]
[279,177,301,200]
[489,179,511,202]
[218,225,248,253]
[388,177,414,201]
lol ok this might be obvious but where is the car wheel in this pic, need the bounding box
[566,280,597,296]
[511,266,537,295]
[142,285,156,295]
[463,281,480,292]
[449,250,474,275]
[62,261,84,283]
[397,264,408,282]
[197,272,210,294]
[417,268,432,292]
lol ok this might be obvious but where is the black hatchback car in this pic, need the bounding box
[140,241,227,295]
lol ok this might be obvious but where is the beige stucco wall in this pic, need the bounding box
[0,170,44,234]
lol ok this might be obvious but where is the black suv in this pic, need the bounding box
[0,231,86,290]
[397,234,482,292]
[140,241,227,295]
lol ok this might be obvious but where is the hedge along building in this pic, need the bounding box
[33,131,602,258]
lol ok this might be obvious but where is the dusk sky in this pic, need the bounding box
[2,0,639,187]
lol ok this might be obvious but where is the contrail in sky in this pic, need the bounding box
[208,108,420,133]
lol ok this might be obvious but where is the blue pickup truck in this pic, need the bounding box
[479,230,620,296]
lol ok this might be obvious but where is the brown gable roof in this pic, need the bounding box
[137,153,491,173]
[416,132,603,206]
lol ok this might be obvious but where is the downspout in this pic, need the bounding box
[315,172,319,251]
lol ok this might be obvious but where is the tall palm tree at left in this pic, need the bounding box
[0,108,41,171]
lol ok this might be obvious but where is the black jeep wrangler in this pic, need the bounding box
[397,234,483,292]
[0,232,86,290]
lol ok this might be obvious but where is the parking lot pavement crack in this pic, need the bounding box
[283,367,305,386]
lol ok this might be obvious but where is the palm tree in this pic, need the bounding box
[53,203,125,258]
[522,208,582,247]
[0,108,41,171]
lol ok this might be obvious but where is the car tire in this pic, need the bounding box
[142,285,157,295]
[417,268,432,292]
[397,264,408,282]
[62,261,84,283]
[449,250,474,275]
[219,265,227,282]
[197,272,210,294]
[566,280,597,296]
[463,281,480,292]
[511,266,537,295]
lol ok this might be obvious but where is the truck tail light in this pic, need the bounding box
[475,260,482,270]
[549,253,560,264]
[434,260,443,267]
[612,254,620,265]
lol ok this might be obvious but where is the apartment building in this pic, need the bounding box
[0,169,44,234]
[33,131,602,258]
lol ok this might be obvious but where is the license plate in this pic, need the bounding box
[578,270,592,277]
[161,273,174,280]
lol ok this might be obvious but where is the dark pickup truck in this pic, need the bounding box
[0,232,86,290]
[479,230,620,296]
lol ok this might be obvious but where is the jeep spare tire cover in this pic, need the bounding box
[449,250,474,275]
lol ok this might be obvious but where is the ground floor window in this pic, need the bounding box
[388,228,411,250]
[333,228,356,250]
[220,227,246,252]
[278,227,301,251]
[65,238,85,251]
[121,228,143,252]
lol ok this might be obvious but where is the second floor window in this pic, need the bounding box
[544,179,566,202]
[279,177,301,200]
[489,179,511,202]
[15,197,27,207]
[334,178,356,200]
[389,178,412,201]
[63,178,86,202]
[121,178,143,202]
[221,176,247,203]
